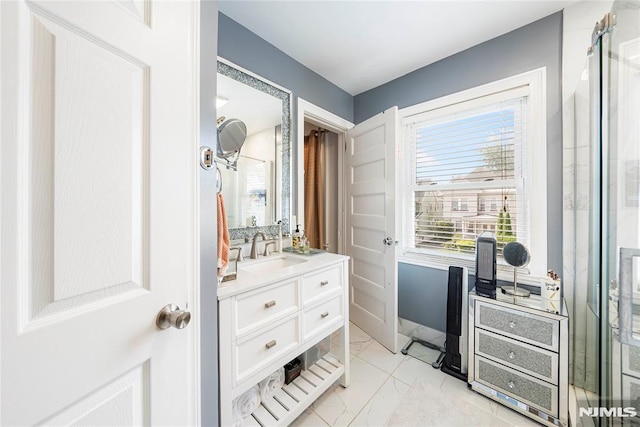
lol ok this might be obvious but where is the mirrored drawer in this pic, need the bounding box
[303,295,343,340]
[476,356,558,416]
[476,329,558,385]
[622,345,640,378]
[234,278,298,337]
[302,265,342,305]
[476,301,559,351]
[235,315,299,384]
[622,374,640,408]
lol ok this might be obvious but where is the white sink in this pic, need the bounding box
[238,255,308,273]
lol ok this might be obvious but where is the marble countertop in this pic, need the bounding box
[217,251,349,300]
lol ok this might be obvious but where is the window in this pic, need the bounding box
[400,69,547,279]
[478,197,486,212]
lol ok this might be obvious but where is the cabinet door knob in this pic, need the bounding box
[508,351,515,359]
[321,311,329,318]
[265,340,277,349]
[507,381,515,389]
[264,300,276,308]
[509,321,516,329]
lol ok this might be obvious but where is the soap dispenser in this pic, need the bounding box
[292,224,301,251]
[300,230,310,253]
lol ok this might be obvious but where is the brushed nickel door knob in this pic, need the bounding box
[156,304,191,330]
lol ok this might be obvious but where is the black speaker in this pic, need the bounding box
[441,266,468,381]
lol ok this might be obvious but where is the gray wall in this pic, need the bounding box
[218,13,354,123]
[200,2,219,426]
[398,265,449,331]
[357,12,564,329]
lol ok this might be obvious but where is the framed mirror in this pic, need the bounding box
[217,59,291,240]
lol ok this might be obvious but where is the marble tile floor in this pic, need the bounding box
[291,322,541,427]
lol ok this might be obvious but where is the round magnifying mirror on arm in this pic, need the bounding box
[501,241,531,297]
[217,118,247,169]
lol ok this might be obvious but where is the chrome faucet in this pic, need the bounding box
[263,241,276,257]
[229,247,243,262]
[250,232,266,259]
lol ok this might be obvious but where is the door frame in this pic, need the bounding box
[197,2,218,426]
[296,98,354,254]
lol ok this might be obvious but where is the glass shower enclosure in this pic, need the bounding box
[585,1,640,423]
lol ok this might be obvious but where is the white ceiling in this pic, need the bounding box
[219,0,577,95]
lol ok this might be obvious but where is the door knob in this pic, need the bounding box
[156,304,191,330]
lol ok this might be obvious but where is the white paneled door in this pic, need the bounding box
[1,1,199,425]
[346,107,399,353]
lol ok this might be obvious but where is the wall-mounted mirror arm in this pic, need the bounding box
[214,156,238,172]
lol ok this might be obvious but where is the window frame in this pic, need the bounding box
[397,68,547,284]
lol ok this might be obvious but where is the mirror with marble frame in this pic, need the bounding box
[217,59,291,241]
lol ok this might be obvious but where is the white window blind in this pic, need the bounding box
[402,87,529,261]
[240,157,271,226]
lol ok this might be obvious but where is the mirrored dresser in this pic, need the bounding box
[468,291,569,427]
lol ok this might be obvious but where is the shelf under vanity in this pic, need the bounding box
[243,354,344,426]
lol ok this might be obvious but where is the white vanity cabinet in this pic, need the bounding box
[218,253,350,426]
[468,292,569,427]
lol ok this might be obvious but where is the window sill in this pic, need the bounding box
[397,250,542,287]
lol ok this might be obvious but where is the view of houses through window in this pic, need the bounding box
[405,92,527,258]
[414,189,517,255]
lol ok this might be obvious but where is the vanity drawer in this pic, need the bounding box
[303,295,343,340]
[235,316,299,384]
[476,356,558,416]
[302,265,342,305]
[476,329,558,385]
[476,301,559,351]
[234,278,298,336]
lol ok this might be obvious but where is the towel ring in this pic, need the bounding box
[216,166,223,194]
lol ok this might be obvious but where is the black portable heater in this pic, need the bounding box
[474,232,497,298]
[440,266,468,381]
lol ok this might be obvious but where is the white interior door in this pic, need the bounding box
[1,1,199,425]
[346,107,399,353]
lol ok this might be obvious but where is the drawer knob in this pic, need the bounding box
[508,351,515,360]
[321,311,329,318]
[265,340,277,349]
[320,280,329,286]
[508,321,516,329]
[507,381,515,389]
[264,300,276,309]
